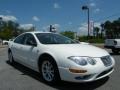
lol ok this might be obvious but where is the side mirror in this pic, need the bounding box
[27,40,37,46]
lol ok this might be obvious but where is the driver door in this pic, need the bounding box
[21,33,38,68]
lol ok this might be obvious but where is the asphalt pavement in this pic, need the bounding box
[0,47,120,90]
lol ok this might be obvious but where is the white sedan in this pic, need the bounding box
[8,32,115,83]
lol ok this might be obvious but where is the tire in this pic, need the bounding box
[112,49,119,54]
[8,51,15,64]
[40,57,60,84]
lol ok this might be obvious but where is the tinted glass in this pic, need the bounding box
[24,34,36,45]
[35,33,78,44]
[14,34,25,44]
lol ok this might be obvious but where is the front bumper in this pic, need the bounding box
[59,67,114,83]
[58,58,115,83]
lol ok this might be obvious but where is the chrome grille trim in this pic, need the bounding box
[101,56,112,67]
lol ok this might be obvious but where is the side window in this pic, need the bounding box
[14,34,25,44]
[24,34,37,46]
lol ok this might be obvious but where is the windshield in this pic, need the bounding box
[35,33,79,44]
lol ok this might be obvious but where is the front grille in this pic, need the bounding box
[96,67,113,78]
[75,75,92,80]
[101,56,112,67]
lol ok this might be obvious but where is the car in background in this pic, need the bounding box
[2,40,9,45]
[9,39,14,41]
[8,32,115,83]
[105,38,120,53]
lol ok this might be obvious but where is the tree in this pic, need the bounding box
[0,17,37,40]
[60,31,75,39]
[103,21,113,38]
[0,19,20,40]
[100,23,104,38]
[112,19,120,37]
[103,18,120,38]
[94,27,100,37]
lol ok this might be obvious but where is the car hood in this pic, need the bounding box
[46,44,109,57]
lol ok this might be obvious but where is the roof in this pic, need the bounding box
[25,31,52,34]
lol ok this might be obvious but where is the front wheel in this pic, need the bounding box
[40,58,60,84]
[112,49,119,54]
[8,51,14,64]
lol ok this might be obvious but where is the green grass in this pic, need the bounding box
[78,36,104,43]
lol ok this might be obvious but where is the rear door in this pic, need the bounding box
[11,34,25,62]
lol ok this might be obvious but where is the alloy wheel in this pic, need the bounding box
[41,60,55,82]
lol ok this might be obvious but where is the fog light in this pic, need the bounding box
[69,68,87,73]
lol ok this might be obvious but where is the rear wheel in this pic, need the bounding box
[8,51,14,64]
[40,57,60,84]
[112,49,119,54]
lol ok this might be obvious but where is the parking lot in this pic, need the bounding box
[0,47,120,90]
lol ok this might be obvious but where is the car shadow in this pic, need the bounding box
[54,77,109,90]
[6,60,44,82]
[6,60,109,90]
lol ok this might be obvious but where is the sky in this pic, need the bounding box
[0,0,120,35]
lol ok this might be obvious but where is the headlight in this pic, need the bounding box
[68,56,96,66]
[87,57,96,65]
